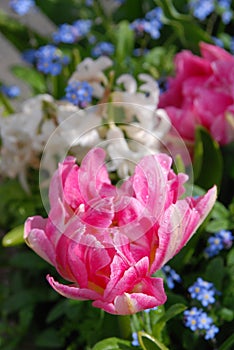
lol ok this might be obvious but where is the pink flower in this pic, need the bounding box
[24,148,216,314]
[159,42,234,145]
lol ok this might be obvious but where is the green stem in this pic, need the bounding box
[118,315,131,339]
[0,93,15,115]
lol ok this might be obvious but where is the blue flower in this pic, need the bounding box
[184,307,202,331]
[35,45,69,76]
[162,265,182,289]
[130,7,163,40]
[73,19,92,37]
[145,7,163,21]
[219,229,233,248]
[218,0,232,24]
[188,277,217,307]
[22,48,36,64]
[189,0,215,20]
[204,325,219,340]
[52,20,92,44]
[197,312,213,330]
[91,42,115,57]
[132,332,139,347]
[53,24,77,44]
[65,81,93,107]
[1,85,21,98]
[9,0,35,16]
[205,230,233,257]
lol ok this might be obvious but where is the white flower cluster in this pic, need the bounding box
[0,57,171,191]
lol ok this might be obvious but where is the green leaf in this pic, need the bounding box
[35,328,64,348]
[11,65,46,94]
[115,21,134,63]
[206,219,230,232]
[153,304,187,340]
[219,333,234,350]
[193,127,223,190]
[204,256,225,290]
[2,225,24,247]
[138,332,169,350]
[218,308,234,322]
[92,337,132,350]
[211,201,229,219]
[154,0,211,51]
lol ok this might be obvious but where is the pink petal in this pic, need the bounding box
[47,275,101,300]
[78,148,111,204]
[151,186,217,272]
[24,216,56,265]
[94,277,166,315]
[200,42,234,62]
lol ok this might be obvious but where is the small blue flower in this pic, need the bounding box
[162,265,181,289]
[132,332,139,347]
[205,230,233,257]
[52,20,92,44]
[219,230,233,248]
[204,325,219,340]
[184,307,202,331]
[22,48,36,64]
[53,24,77,44]
[130,19,148,36]
[188,278,218,307]
[91,42,115,57]
[189,0,215,21]
[145,7,163,21]
[218,0,232,24]
[73,19,92,37]
[1,85,21,98]
[9,0,35,16]
[35,45,69,76]
[197,312,213,330]
[65,81,93,108]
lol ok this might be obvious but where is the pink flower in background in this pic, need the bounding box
[24,148,216,315]
[159,42,234,145]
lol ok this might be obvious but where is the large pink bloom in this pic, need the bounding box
[159,42,234,145]
[24,148,216,314]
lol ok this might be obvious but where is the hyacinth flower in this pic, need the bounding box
[24,148,216,315]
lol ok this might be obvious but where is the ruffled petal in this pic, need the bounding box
[151,186,217,272]
[24,216,56,265]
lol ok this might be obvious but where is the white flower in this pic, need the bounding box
[0,95,57,191]
[69,56,113,98]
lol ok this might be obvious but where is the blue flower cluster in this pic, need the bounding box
[9,0,35,16]
[130,7,163,40]
[189,0,233,24]
[0,84,21,98]
[35,45,70,76]
[184,307,219,340]
[65,81,93,108]
[205,230,233,258]
[53,20,92,44]
[91,42,115,58]
[162,265,182,289]
[188,277,218,307]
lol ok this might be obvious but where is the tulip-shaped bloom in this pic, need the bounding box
[24,148,216,314]
[159,42,234,145]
